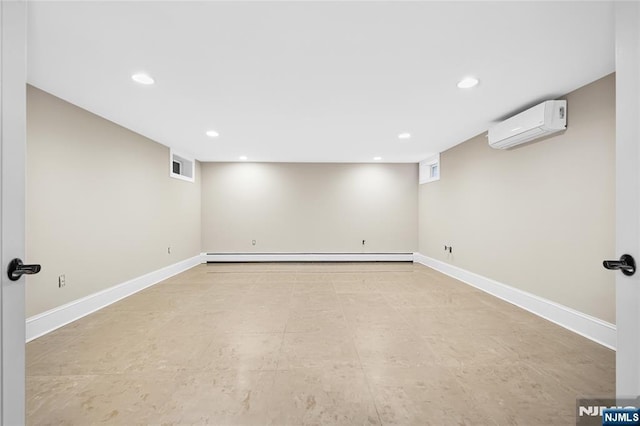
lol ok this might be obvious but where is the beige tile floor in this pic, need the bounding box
[27,262,614,425]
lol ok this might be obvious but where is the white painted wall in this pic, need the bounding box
[201,162,418,254]
[418,74,616,323]
[26,86,202,317]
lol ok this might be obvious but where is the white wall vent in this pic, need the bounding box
[488,100,567,149]
[419,154,440,184]
[170,149,195,182]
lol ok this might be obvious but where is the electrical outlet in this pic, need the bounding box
[362,240,366,245]
[252,240,256,246]
[58,274,66,288]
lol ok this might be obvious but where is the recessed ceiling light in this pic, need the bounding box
[206,130,219,138]
[398,133,411,140]
[239,156,248,161]
[131,73,155,85]
[457,77,479,89]
[373,156,382,161]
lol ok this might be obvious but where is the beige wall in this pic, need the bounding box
[26,86,201,317]
[201,162,418,253]
[418,74,616,323]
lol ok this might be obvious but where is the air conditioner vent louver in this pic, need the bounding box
[488,100,567,149]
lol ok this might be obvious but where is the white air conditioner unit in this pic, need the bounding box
[488,100,567,149]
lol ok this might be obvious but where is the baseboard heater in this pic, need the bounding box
[203,253,414,263]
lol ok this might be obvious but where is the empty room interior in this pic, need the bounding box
[18,1,638,425]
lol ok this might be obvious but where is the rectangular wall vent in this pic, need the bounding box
[170,149,195,182]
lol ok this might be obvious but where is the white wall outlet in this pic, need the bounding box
[252,240,256,246]
[58,274,66,288]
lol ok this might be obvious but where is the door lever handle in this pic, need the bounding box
[603,254,636,276]
[7,258,41,281]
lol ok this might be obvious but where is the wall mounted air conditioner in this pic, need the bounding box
[488,100,567,149]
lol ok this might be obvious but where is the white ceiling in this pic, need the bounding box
[27,1,615,163]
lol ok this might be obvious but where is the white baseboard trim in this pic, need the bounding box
[26,254,203,342]
[413,253,616,350]
[203,252,414,263]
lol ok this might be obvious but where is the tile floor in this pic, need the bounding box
[27,262,615,425]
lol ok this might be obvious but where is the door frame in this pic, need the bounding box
[0,0,28,424]
[614,1,640,398]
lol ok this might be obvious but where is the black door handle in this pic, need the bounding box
[603,254,636,276]
[7,258,41,281]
